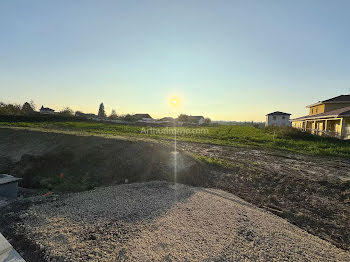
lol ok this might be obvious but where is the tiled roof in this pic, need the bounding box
[292,106,350,121]
[188,116,204,120]
[132,114,152,119]
[323,95,350,103]
[306,95,350,108]
[266,111,291,116]
[159,117,174,121]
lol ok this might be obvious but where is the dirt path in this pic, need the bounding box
[4,182,350,262]
[177,141,350,251]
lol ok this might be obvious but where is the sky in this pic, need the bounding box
[0,0,349,121]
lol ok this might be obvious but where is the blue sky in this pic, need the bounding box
[1,0,349,121]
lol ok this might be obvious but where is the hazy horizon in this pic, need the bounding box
[1,0,349,121]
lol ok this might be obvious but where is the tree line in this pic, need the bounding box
[0,101,36,115]
[0,101,211,124]
[0,101,75,116]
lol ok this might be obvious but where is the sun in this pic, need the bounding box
[170,97,180,107]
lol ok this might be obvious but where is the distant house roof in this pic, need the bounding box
[75,111,97,118]
[132,114,152,120]
[306,95,350,108]
[187,116,204,123]
[266,111,291,116]
[40,105,54,112]
[292,106,350,121]
[159,117,174,121]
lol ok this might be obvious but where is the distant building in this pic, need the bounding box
[265,111,291,127]
[156,117,176,126]
[159,117,174,122]
[291,95,350,139]
[75,111,97,118]
[131,114,153,121]
[187,116,205,125]
[39,105,55,115]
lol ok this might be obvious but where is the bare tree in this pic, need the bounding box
[29,100,36,111]
[109,109,118,119]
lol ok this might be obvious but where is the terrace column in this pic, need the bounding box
[313,121,316,135]
[340,118,344,139]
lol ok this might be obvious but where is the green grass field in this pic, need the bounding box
[1,121,350,157]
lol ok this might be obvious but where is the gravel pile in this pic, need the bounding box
[22,181,350,261]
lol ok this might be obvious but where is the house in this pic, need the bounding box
[291,95,350,139]
[39,105,55,115]
[131,114,153,121]
[265,111,291,127]
[187,116,205,125]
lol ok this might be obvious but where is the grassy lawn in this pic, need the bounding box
[1,121,350,157]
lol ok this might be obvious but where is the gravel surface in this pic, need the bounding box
[20,181,350,261]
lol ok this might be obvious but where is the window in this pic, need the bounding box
[273,116,276,120]
[316,108,318,113]
[282,116,285,119]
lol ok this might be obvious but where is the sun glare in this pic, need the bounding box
[170,97,180,107]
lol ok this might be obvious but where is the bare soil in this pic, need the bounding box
[1,128,350,260]
[177,142,350,251]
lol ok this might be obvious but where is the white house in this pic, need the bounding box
[265,111,291,127]
[39,105,55,115]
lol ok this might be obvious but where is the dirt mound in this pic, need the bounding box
[0,128,208,191]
